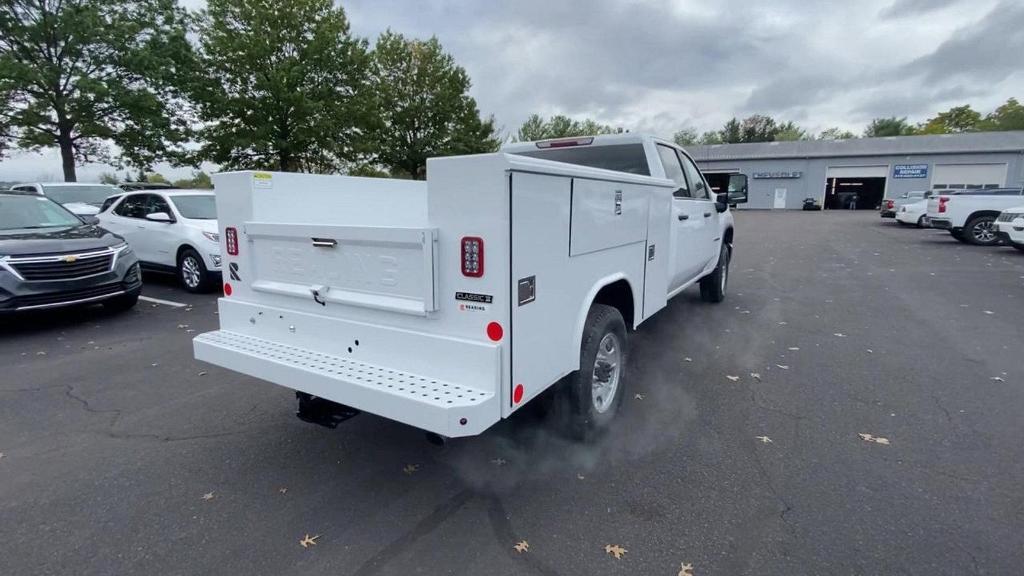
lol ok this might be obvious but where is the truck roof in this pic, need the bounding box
[501,132,670,154]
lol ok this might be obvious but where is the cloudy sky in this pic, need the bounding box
[2,0,1022,182]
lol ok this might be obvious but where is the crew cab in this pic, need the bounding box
[193,134,746,439]
[926,188,1024,245]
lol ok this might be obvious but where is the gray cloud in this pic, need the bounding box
[902,1,1024,84]
[879,0,962,18]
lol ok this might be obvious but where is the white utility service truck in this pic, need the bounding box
[193,134,747,439]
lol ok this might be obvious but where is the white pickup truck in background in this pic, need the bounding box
[193,134,747,440]
[926,187,1024,245]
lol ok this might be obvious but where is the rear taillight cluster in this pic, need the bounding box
[461,236,483,277]
[225,227,239,255]
[938,197,949,213]
[886,200,894,209]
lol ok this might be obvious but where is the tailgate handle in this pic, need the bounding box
[311,237,337,248]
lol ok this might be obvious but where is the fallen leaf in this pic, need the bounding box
[750,372,761,381]
[788,347,800,351]
[833,333,846,338]
[151,363,159,367]
[278,487,288,494]
[36,351,46,356]
[683,357,693,362]
[866,349,873,354]
[778,321,787,326]
[740,310,751,314]
[726,375,740,382]
[991,377,1004,382]
[679,562,694,576]
[776,364,789,370]
[299,534,320,548]
[0,452,4,460]
[576,473,585,480]
[490,458,508,466]
[859,433,890,445]
[513,540,529,553]
[402,464,420,475]
[201,492,214,501]
[177,324,189,329]
[755,435,773,444]
[198,371,207,377]
[984,311,994,315]
[634,393,644,400]
[604,544,627,559]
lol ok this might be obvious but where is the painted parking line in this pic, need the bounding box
[138,295,188,308]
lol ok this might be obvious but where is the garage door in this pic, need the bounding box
[932,163,1007,190]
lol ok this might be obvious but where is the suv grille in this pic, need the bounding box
[7,250,115,281]
[997,212,1022,222]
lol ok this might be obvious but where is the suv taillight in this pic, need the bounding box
[225,227,239,255]
[461,236,483,277]
[938,197,949,214]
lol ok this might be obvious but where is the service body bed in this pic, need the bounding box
[195,154,675,437]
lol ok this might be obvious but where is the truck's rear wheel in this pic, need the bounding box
[560,304,627,440]
[700,243,731,303]
[964,215,999,246]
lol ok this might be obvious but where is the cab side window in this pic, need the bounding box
[657,144,690,198]
[678,152,710,200]
[114,194,149,219]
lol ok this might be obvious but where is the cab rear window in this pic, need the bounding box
[513,143,650,176]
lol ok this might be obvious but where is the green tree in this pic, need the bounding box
[514,114,618,142]
[817,127,856,140]
[699,130,723,145]
[172,170,212,188]
[673,127,699,146]
[775,121,809,141]
[0,0,194,181]
[739,114,778,143]
[718,118,742,143]
[371,31,499,179]
[918,105,982,134]
[192,0,373,173]
[98,172,119,184]
[863,116,915,138]
[980,98,1024,131]
[145,172,168,184]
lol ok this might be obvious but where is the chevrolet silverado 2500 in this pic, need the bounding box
[926,188,1024,245]
[193,134,747,439]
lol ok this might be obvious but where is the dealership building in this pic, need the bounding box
[688,131,1024,210]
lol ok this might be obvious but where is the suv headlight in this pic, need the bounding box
[203,231,220,242]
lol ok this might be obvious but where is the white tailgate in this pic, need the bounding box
[245,222,438,316]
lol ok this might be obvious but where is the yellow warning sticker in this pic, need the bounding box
[253,172,272,189]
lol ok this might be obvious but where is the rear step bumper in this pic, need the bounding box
[194,330,499,437]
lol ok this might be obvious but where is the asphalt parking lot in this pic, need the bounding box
[2,211,1022,576]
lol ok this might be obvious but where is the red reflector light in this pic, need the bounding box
[223,283,232,296]
[225,227,239,255]
[486,322,503,341]
[461,236,483,277]
[938,196,949,213]
[513,384,524,404]
[536,137,594,149]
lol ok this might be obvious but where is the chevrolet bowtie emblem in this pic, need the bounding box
[62,255,78,263]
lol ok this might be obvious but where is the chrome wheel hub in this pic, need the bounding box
[182,256,201,288]
[973,221,995,242]
[591,333,621,414]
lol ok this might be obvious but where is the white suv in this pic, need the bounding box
[995,206,1024,252]
[98,190,221,292]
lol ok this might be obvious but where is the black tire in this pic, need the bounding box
[102,293,138,313]
[916,215,925,228]
[963,215,1000,246]
[950,230,969,243]
[700,243,731,303]
[178,248,211,293]
[557,304,627,441]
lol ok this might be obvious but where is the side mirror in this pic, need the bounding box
[146,212,173,223]
[79,215,100,226]
[727,174,748,204]
[715,193,729,213]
